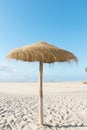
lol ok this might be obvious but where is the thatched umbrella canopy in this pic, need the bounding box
[7,41,78,127]
[7,41,77,63]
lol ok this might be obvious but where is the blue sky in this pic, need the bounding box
[0,0,87,82]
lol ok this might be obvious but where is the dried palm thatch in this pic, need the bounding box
[83,81,87,84]
[7,41,78,63]
[7,41,78,127]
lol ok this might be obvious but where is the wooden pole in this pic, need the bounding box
[39,62,43,127]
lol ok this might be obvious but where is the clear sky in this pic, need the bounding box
[0,0,87,82]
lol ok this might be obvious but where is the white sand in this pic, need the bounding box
[0,82,87,130]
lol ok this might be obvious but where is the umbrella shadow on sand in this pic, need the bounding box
[43,124,87,129]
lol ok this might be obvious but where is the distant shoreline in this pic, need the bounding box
[0,81,82,83]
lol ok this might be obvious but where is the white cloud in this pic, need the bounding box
[0,64,17,81]
[0,64,16,72]
[0,64,35,82]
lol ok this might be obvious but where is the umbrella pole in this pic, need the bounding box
[39,62,43,127]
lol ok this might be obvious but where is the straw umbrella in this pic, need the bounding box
[7,41,78,126]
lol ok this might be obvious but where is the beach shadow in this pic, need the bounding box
[43,123,87,129]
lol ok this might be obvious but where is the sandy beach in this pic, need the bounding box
[0,82,87,130]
